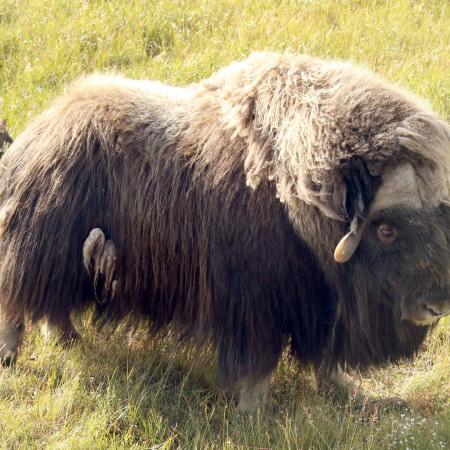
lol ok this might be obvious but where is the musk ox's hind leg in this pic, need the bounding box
[82,228,118,304]
[38,228,118,347]
[39,315,80,346]
[0,310,24,366]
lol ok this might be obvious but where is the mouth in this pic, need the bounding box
[402,300,450,326]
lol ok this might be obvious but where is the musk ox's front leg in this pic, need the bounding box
[218,336,282,413]
[0,311,24,366]
[237,374,272,413]
[312,362,356,395]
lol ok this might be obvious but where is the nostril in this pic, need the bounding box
[421,301,450,317]
[424,305,440,316]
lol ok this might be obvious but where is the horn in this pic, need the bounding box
[334,217,368,263]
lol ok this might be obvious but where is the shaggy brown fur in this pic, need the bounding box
[0,53,449,411]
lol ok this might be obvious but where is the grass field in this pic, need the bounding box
[0,0,449,448]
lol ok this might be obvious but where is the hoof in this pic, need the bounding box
[237,375,271,414]
[0,323,24,367]
[63,328,81,348]
[1,354,14,367]
[312,363,358,396]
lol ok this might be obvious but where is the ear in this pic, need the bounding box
[333,158,381,263]
[339,158,381,221]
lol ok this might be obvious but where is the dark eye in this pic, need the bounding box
[377,224,397,244]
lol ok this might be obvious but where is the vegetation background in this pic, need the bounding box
[0,0,449,448]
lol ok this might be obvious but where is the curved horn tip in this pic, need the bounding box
[334,230,359,263]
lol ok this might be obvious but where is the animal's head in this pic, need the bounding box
[332,113,450,325]
[215,54,450,325]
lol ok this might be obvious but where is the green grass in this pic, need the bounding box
[0,0,449,448]
[0,320,449,449]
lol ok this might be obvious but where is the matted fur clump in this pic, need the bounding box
[0,53,449,412]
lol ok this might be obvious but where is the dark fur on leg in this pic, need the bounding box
[0,312,24,366]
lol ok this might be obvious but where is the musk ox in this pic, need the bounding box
[0,53,449,412]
